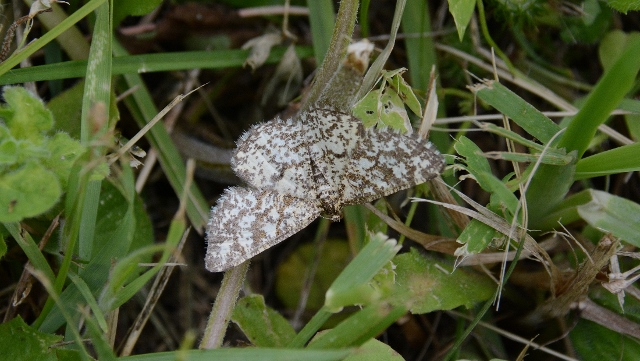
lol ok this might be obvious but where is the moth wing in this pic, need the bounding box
[303,108,363,188]
[205,187,320,272]
[341,129,445,205]
[232,117,315,199]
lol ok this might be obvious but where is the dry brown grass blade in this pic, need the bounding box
[525,234,619,323]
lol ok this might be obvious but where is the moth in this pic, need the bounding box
[205,108,445,272]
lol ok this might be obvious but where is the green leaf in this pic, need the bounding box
[456,219,500,255]
[382,68,422,116]
[378,87,412,132]
[113,0,163,25]
[353,89,382,128]
[47,81,84,139]
[307,304,407,349]
[454,136,518,214]
[41,132,86,188]
[0,161,61,222]
[558,35,640,158]
[576,190,640,248]
[385,249,494,313]
[306,0,335,66]
[231,294,296,347]
[1,87,54,140]
[448,0,476,40]
[571,319,640,361]
[604,0,640,14]
[325,233,401,312]
[574,142,640,179]
[471,81,560,144]
[0,316,62,361]
[343,337,404,361]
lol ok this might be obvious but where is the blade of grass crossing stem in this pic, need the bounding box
[0,47,314,85]
[526,38,640,227]
[0,0,106,76]
[112,40,209,229]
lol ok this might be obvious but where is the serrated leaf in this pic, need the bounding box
[0,316,62,361]
[385,249,494,313]
[0,161,61,222]
[605,0,640,14]
[1,87,54,140]
[232,294,296,347]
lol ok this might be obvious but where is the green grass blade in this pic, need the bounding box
[113,40,210,229]
[3,223,55,282]
[401,0,438,91]
[0,47,314,85]
[472,81,560,144]
[0,0,106,77]
[306,0,335,65]
[558,37,640,158]
[575,142,640,179]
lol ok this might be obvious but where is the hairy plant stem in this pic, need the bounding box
[199,261,250,349]
[300,0,358,111]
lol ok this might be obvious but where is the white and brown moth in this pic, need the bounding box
[205,108,445,272]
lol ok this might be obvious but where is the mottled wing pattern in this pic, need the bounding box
[205,187,320,272]
[340,127,445,205]
[302,109,362,189]
[232,117,316,199]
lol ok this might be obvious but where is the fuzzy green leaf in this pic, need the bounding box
[232,295,296,347]
[0,316,62,361]
[385,249,495,313]
[0,162,61,222]
[1,87,54,140]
